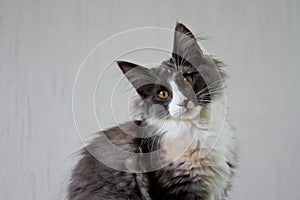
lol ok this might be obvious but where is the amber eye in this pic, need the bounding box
[184,75,193,84]
[158,90,169,99]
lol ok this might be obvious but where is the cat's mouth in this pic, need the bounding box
[172,105,201,120]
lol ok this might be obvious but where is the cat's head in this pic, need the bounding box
[118,23,224,121]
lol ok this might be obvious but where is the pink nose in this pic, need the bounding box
[177,99,188,108]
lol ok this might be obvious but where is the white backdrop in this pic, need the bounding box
[1,0,300,199]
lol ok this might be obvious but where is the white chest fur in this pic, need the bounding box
[148,100,237,199]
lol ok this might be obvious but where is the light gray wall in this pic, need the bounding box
[1,0,300,199]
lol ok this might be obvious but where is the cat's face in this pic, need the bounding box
[118,23,223,121]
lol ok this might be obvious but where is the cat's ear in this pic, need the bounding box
[117,61,156,97]
[172,22,203,66]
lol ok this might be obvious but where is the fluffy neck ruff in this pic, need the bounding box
[143,97,237,200]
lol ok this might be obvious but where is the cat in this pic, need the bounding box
[68,22,237,200]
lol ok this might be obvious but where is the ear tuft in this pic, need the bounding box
[175,22,196,40]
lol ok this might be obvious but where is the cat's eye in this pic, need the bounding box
[184,75,193,84]
[158,90,169,99]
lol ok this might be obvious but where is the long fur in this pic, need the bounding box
[68,23,237,200]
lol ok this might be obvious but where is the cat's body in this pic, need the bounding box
[68,23,237,200]
[68,122,150,200]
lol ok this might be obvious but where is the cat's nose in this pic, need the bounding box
[177,99,189,108]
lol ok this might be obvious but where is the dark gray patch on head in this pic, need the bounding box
[118,23,226,120]
[169,22,225,104]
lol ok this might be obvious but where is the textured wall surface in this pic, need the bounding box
[1,0,300,199]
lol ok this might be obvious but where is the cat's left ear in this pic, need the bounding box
[172,22,203,66]
[117,61,157,98]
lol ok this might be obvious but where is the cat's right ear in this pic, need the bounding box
[117,61,157,98]
[172,22,203,67]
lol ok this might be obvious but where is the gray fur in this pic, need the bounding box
[68,23,236,200]
[68,122,150,200]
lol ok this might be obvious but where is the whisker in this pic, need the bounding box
[195,80,223,96]
[198,99,211,102]
[197,90,224,99]
[196,84,226,98]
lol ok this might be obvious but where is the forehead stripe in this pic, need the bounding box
[170,81,186,102]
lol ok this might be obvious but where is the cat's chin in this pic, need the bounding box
[172,106,201,121]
